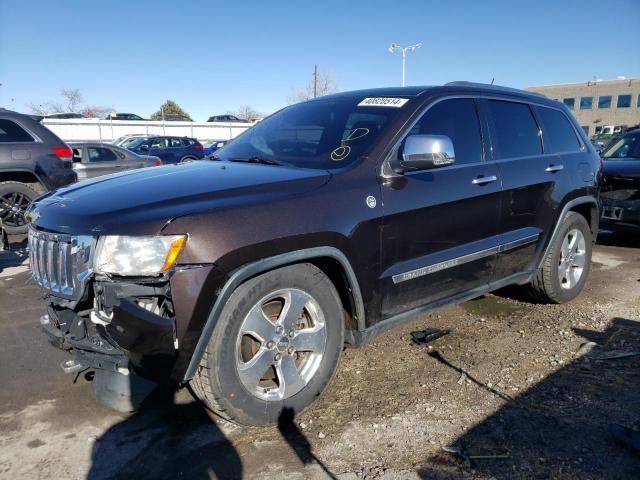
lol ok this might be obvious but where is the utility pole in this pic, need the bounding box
[313,65,318,98]
[388,43,422,87]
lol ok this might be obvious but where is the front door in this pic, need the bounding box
[379,97,502,318]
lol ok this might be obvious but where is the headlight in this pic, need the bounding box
[94,235,186,276]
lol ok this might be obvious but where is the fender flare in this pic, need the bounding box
[537,195,599,270]
[182,246,365,382]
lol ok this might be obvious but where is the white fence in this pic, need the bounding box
[42,118,255,143]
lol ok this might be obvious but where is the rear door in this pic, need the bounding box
[485,99,571,279]
[379,97,502,317]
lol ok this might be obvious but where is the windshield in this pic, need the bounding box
[125,137,149,148]
[602,133,640,160]
[214,96,408,169]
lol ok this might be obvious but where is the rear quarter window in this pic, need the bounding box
[487,100,541,159]
[0,119,34,142]
[536,107,582,153]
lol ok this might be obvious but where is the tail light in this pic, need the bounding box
[53,146,73,161]
[154,158,162,167]
[194,142,204,152]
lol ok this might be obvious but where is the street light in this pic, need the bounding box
[388,42,421,87]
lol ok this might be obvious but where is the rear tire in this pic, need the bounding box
[527,211,592,303]
[192,263,344,426]
[0,181,39,234]
[179,156,195,163]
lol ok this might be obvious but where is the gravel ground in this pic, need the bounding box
[0,231,638,479]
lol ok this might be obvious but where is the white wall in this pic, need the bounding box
[42,119,254,143]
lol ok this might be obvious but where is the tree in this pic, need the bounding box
[228,105,265,122]
[27,88,111,118]
[288,67,337,103]
[150,100,192,121]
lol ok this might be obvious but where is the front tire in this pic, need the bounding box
[192,263,344,426]
[527,211,592,303]
[0,181,39,234]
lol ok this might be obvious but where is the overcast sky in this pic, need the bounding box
[1,0,639,120]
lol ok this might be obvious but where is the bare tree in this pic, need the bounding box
[288,67,337,103]
[228,105,265,122]
[27,88,112,118]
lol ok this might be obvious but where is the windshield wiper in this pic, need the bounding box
[229,156,282,166]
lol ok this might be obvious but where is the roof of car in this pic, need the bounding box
[320,82,550,103]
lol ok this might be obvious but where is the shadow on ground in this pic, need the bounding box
[0,236,28,272]
[418,317,640,478]
[87,388,335,479]
[596,230,640,248]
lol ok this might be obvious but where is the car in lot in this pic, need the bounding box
[599,129,640,231]
[105,113,146,121]
[0,108,77,234]
[202,140,227,157]
[126,135,204,163]
[27,83,600,426]
[69,142,161,180]
[207,115,247,123]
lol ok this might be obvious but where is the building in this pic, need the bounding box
[526,77,640,137]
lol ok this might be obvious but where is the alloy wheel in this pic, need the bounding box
[558,228,586,290]
[235,288,327,401]
[0,191,31,228]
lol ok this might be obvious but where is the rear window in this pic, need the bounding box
[487,100,541,159]
[536,107,581,153]
[0,119,34,142]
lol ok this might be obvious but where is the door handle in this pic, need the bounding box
[472,175,498,185]
[544,164,564,173]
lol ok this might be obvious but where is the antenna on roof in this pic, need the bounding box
[490,77,495,85]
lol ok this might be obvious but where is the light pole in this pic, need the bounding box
[388,42,421,87]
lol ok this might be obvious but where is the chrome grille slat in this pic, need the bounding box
[28,228,95,301]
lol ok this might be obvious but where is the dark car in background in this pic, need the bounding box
[599,129,640,232]
[28,83,601,426]
[126,135,204,163]
[207,115,247,123]
[105,113,146,121]
[0,108,77,234]
[70,142,161,180]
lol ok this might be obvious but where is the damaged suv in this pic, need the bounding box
[28,83,600,426]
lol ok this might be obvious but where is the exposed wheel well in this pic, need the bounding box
[569,202,598,238]
[0,172,45,192]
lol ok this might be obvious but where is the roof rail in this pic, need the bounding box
[444,81,546,98]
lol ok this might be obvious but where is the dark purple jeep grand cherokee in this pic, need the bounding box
[28,83,600,426]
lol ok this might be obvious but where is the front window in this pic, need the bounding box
[580,97,593,110]
[617,95,631,108]
[602,133,640,160]
[214,96,408,169]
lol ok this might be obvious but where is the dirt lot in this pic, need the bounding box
[0,232,639,479]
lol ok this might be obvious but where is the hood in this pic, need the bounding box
[30,161,331,235]
[602,159,640,180]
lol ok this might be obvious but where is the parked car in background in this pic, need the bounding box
[159,114,192,122]
[106,113,146,121]
[127,136,204,163]
[591,133,620,152]
[0,108,76,234]
[112,134,150,148]
[28,83,600,426]
[203,140,228,157]
[207,115,247,123]
[599,129,640,232]
[69,142,161,180]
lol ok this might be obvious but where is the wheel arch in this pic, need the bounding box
[182,246,365,382]
[537,195,599,270]
[0,170,46,191]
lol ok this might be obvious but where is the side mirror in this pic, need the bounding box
[139,145,150,151]
[400,134,455,171]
